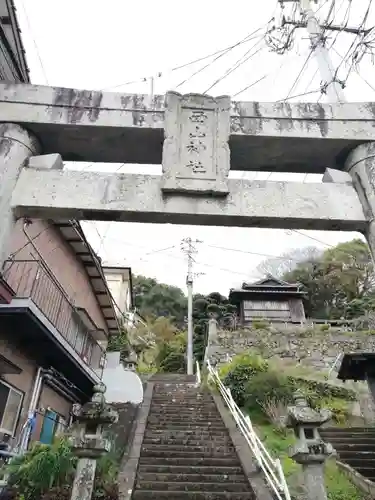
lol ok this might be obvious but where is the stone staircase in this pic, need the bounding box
[320,427,375,482]
[132,377,257,499]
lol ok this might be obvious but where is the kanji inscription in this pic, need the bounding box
[162,92,231,196]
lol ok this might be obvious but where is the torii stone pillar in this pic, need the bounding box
[345,142,375,260]
[0,123,40,268]
[345,143,375,403]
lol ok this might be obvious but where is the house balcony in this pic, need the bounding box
[0,260,106,396]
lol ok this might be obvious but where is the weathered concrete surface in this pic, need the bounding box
[162,92,231,195]
[11,168,367,231]
[0,123,40,269]
[345,142,375,260]
[1,83,375,172]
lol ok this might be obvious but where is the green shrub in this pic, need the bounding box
[245,371,295,411]
[320,324,330,331]
[6,438,76,500]
[222,353,268,406]
[287,376,356,401]
[160,351,186,373]
[252,320,270,330]
[5,435,122,500]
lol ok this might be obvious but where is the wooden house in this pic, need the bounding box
[229,276,306,326]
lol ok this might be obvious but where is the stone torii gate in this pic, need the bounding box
[1,83,375,270]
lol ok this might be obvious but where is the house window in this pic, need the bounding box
[0,381,23,436]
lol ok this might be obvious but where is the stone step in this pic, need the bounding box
[334,443,375,452]
[149,408,219,415]
[140,449,238,459]
[343,458,375,469]
[148,411,221,418]
[139,456,241,467]
[356,468,375,480]
[142,437,232,447]
[151,397,213,402]
[338,451,375,460]
[321,431,375,440]
[132,491,255,499]
[137,472,247,483]
[135,481,251,493]
[137,465,245,476]
[321,427,375,434]
[146,424,227,432]
[147,418,224,426]
[141,444,236,454]
[324,437,375,445]
[144,430,230,439]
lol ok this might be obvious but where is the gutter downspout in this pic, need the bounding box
[17,366,43,453]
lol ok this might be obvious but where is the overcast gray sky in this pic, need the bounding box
[14,0,375,295]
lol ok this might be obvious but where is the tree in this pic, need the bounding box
[256,246,323,278]
[107,328,130,361]
[283,239,375,319]
[192,292,237,365]
[133,275,187,327]
[156,332,186,373]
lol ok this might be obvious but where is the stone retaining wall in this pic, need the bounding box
[207,325,375,371]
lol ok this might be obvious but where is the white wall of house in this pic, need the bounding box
[103,267,132,319]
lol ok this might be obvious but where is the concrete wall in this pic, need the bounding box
[6,218,107,332]
[31,383,71,443]
[0,332,72,443]
[104,270,131,318]
[0,331,37,436]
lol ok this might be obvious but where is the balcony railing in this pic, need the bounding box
[1,260,104,372]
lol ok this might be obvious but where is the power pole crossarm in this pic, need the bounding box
[299,0,345,102]
[279,0,346,103]
[283,20,369,35]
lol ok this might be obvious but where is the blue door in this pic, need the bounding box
[39,410,58,444]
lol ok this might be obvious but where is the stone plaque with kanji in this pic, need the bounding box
[162,92,230,195]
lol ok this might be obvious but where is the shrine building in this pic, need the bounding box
[229,276,306,326]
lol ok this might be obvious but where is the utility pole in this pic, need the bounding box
[150,76,154,101]
[281,0,346,102]
[181,237,201,375]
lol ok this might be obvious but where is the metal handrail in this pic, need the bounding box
[195,360,201,387]
[2,259,104,370]
[206,360,291,500]
[327,352,343,379]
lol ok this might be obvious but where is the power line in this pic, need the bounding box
[283,49,314,100]
[102,27,267,92]
[175,29,267,90]
[233,45,312,98]
[277,87,321,101]
[203,35,268,94]
[18,0,49,84]
[331,45,375,94]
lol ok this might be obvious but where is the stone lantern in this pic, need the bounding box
[69,383,118,500]
[123,350,138,371]
[287,390,335,500]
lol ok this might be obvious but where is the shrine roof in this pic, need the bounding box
[337,352,375,381]
[229,275,305,299]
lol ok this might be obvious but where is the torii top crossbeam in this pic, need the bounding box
[1,83,375,173]
[1,83,375,269]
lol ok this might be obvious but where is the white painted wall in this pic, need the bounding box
[103,268,131,318]
[98,352,143,404]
